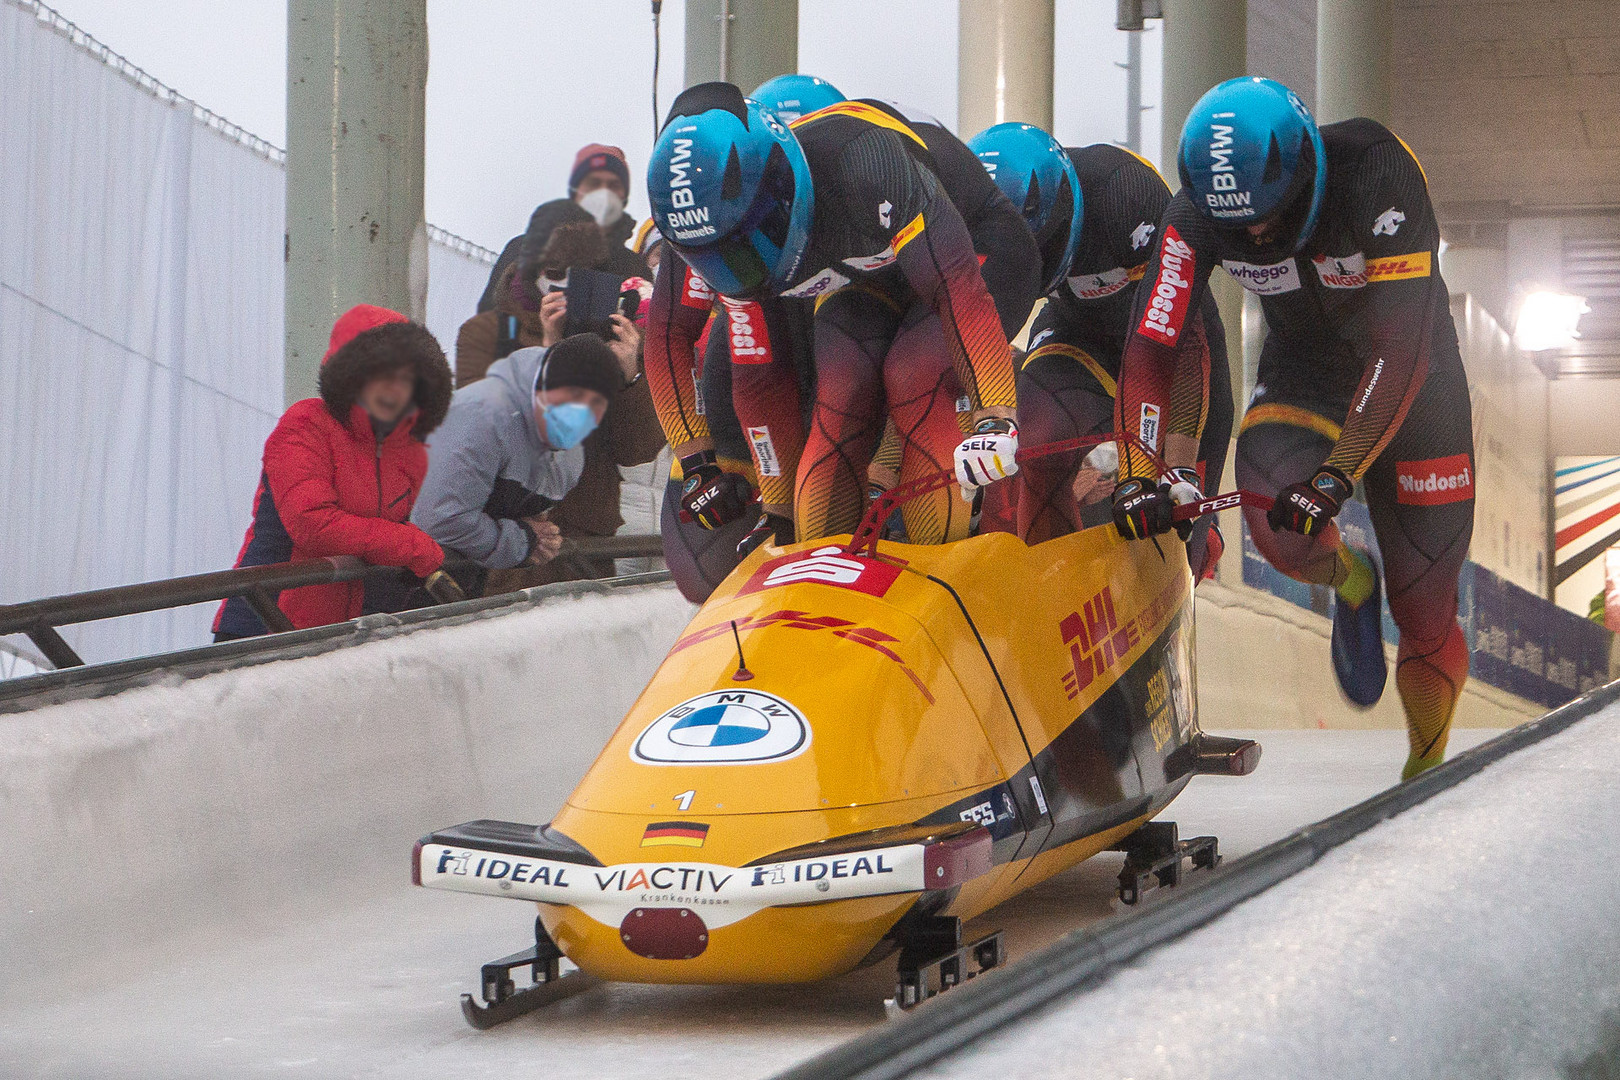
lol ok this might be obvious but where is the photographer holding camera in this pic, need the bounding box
[453,198,663,592]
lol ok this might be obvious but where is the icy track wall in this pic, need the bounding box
[0,583,694,1004]
[909,692,1620,1080]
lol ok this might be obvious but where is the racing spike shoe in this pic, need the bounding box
[736,512,794,559]
[1330,548,1387,708]
[1194,520,1224,582]
[1401,750,1444,781]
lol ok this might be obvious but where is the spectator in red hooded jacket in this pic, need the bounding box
[213,304,455,640]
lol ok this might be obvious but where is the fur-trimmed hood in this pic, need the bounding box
[318,317,454,440]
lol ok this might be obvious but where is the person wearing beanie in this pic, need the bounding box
[458,199,666,591]
[569,142,646,279]
[213,304,454,640]
[475,147,648,316]
[459,200,606,386]
[413,334,651,593]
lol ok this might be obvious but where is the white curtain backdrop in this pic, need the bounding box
[0,1,493,666]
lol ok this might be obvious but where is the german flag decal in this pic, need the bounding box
[641,821,710,848]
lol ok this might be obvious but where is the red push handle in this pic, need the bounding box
[1170,489,1274,521]
[844,434,1273,556]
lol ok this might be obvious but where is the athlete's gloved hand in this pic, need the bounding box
[1112,477,1176,540]
[736,512,794,559]
[678,451,758,529]
[1164,466,1204,542]
[1269,465,1353,536]
[955,417,1020,495]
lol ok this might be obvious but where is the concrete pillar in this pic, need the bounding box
[684,0,798,95]
[285,0,429,406]
[1160,0,1246,186]
[1315,0,1392,125]
[1159,0,1248,413]
[958,0,1055,136]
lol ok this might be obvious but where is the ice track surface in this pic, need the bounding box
[0,583,1497,1078]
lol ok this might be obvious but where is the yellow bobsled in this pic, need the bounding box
[416,493,1259,1025]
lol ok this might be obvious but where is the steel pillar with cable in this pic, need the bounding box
[958,0,1055,137]
[1160,0,1249,417]
[683,0,798,95]
[1316,0,1393,125]
[285,0,429,406]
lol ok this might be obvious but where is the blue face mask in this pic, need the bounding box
[542,401,598,450]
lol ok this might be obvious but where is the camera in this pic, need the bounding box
[564,268,637,341]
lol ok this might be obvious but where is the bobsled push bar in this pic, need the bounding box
[846,433,1276,557]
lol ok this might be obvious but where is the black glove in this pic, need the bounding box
[1112,477,1175,540]
[737,512,794,559]
[1268,465,1353,536]
[678,451,758,529]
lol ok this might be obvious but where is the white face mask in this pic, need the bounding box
[535,270,569,295]
[578,187,625,228]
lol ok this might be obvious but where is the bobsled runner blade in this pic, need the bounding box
[1109,821,1221,906]
[460,919,601,1029]
[460,971,600,1029]
[884,915,1006,1016]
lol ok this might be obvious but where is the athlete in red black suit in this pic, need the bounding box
[1111,78,1474,779]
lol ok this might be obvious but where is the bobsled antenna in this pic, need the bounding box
[730,620,754,681]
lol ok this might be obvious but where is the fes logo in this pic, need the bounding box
[1130,222,1155,250]
[1373,208,1406,236]
[632,690,810,766]
[1069,265,1136,300]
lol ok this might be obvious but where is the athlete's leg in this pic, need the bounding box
[1187,298,1235,577]
[1362,339,1475,778]
[882,305,976,544]
[795,289,898,541]
[1234,409,1361,590]
[1014,342,1115,543]
[659,472,758,602]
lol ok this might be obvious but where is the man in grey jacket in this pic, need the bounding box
[413,334,625,589]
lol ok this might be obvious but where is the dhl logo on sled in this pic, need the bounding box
[417,521,1255,991]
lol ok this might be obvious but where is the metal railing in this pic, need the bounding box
[0,535,665,671]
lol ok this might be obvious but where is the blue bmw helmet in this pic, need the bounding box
[752,73,845,123]
[1177,77,1326,253]
[967,122,1083,293]
[647,83,815,298]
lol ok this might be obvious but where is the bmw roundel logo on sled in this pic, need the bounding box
[632,690,811,765]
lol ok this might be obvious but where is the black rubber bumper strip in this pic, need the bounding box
[772,677,1620,1080]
